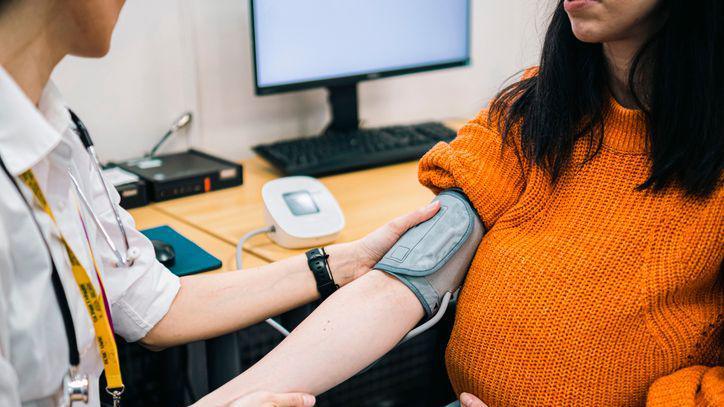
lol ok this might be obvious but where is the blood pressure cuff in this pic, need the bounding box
[374,189,485,317]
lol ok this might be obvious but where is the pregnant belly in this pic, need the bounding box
[443,245,653,406]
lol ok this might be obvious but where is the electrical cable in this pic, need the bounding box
[400,291,452,343]
[235,225,291,337]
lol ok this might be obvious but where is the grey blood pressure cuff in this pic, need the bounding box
[374,189,485,318]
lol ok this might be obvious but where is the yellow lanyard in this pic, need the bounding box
[18,170,125,394]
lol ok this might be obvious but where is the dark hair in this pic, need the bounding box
[490,0,723,197]
[0,0,15,14]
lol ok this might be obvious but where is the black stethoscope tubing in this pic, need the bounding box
[69,109,133,267]
[69,109,94,150]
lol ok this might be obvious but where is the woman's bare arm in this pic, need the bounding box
[195,270,424,406]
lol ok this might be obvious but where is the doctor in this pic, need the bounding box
[0,0,440,406]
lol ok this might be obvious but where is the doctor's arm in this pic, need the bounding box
[139,202,440,349]
[82,148,438,349]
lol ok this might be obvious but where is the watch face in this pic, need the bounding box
[282,190,320,216]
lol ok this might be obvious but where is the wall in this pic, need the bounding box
[52,0,551,163]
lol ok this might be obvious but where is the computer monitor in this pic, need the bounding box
[250,0,470,132]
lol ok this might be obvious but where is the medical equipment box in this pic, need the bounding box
[117,149,243,202]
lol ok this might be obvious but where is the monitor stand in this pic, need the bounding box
[327,83,359,133]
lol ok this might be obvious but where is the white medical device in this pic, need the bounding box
[261,176,345,249]
[236,176,345,336]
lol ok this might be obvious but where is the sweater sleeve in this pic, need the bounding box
[646,365,724,407]
[418,109,528,229]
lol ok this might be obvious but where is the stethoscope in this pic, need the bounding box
[67,109,138,268]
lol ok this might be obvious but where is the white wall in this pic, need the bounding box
[52,0,551,163]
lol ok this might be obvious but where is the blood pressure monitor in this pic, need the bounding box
[262,176,345,249]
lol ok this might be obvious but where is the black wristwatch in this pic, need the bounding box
[305,248,339,300]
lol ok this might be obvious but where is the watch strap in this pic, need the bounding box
[305,248,338,300]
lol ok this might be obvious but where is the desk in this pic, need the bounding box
[154,119,467,263]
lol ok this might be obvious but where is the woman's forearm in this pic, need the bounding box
[141,243,360,348]
[196,270,425,406]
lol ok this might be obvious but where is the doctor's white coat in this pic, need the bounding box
[0,67,180,406]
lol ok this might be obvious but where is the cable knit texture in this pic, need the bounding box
[418,97,724,405]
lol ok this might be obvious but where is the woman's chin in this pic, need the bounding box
[570,22,607,43]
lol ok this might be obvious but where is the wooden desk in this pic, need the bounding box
[154,119,467,263]
[129,206,268,270]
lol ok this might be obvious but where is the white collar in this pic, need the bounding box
[0,66,70,175]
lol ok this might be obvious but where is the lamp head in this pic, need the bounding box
[171,112,193,133]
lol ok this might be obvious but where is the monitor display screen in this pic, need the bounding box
[251,0,470,93]
[283,190,320,216]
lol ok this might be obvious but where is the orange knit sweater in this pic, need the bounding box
[418,98,723,406]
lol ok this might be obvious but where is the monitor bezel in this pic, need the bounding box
[249,0,472,96]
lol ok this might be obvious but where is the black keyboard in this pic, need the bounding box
[253,122,457,176]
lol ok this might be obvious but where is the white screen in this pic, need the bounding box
[252,0,469,88]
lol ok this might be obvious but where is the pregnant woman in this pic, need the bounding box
[200,0,723,405]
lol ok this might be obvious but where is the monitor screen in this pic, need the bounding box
[283,190,320,216]
[251,0,470,93]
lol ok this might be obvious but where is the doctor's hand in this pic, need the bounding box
[326,201,440,286]
[228,391,315,407]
